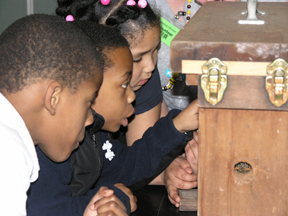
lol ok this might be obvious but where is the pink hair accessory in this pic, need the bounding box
[101,0,110,5]
[127,0,136,6]
[66,15,74,22]
[138,0,147,8]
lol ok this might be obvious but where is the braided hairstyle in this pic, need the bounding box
[0,14,103,94]
[56,0,160,47]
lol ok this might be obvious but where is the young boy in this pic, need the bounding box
[0,14,127,216]
[26,22,136,216]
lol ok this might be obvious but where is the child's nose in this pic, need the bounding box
[143,56,156,73]
[85,109,94,127]
[143,60,155,73]
[127,85,136,104]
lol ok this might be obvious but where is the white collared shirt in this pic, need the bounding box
[0,93,39,216]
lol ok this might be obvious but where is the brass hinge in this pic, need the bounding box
[266,58,288,107]
[201,58,227,105]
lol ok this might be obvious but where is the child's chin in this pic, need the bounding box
[109,125,121,133]
[50,152,71,163]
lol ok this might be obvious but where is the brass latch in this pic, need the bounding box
[201,58,227,105]
[266,59,288,107]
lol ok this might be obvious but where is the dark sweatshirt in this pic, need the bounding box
[27,110,193,216]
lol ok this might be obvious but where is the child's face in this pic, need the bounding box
[129,25,161,91]
[39,73,102,162]
[92,47,135,132]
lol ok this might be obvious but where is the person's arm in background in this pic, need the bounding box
[125,67,163,146]
[126,98,170,145]
[126,102,161,146]
[160,98,169,118]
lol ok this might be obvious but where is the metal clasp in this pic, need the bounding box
[266,59,288,107]
[201,58,227,105]
[238,0,265,25]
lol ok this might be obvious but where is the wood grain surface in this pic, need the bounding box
[170,2,288,73]
[198,108,288,216]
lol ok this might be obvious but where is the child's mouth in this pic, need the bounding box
[138,79,148,86]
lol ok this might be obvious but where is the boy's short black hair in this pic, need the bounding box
[73,21,130,69]
[0,14,104,94]
[74,21,129,51]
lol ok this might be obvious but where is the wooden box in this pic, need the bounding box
[170,2,288,215]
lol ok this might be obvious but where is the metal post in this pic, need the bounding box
[27,0,34,15]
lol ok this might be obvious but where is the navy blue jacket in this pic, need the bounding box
[27,110,193,216]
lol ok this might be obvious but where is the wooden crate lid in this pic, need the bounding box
[170,2,288,74]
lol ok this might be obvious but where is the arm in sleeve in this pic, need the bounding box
[98,109,194,191]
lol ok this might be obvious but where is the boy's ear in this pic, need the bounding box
[44,81,63,115]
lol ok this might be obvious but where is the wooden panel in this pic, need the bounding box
[198,75,288,111]
[170,2,288,73]
[186,74,198,86]
[179,189,198,211]
[198,108,288,216]
[182,60,271,76]
[184,60,270,86]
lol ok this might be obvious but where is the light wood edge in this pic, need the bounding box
[182,60,271,76]
[179,189,198,212]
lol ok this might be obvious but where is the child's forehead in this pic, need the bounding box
[104,47,132,75]
[130,25,160,46]
[129,31,160,57]
[106,46,131,61]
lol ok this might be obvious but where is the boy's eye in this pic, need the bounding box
[122,83,128,89]
[133,58,142,63]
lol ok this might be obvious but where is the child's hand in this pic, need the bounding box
[84,186,128,216]
[114,183,137,212]
[184,131,199,176]
[173,99,198,134]
[163,156,198,207]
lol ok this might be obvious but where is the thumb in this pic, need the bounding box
[89,187,114,210]
[100,187,114,197]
